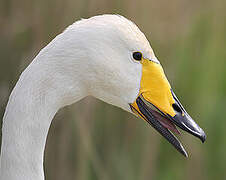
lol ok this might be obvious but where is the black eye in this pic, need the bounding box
[133,52,142,61]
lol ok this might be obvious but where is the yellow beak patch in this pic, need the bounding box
[131,58,176,117]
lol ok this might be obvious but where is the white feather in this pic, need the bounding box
[0,14,156,180]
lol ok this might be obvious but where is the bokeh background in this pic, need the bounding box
[0,0,226,179]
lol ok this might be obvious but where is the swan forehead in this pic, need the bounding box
[67,14,156,60]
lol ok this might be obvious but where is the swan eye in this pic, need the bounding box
[133,52,142,61]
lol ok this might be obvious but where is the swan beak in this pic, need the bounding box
[130,59,206,157]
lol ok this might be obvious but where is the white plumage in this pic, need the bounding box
[0,15,156,180]
[0,14,206,180]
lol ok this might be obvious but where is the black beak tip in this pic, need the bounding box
[180,145,188,158]
[184,151,188,158]
[199,129,206,143]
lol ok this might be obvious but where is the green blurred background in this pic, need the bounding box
[0,0,225,179]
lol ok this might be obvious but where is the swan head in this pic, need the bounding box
[49,15,206,156]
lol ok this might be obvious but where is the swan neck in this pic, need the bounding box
[0,63,84,180]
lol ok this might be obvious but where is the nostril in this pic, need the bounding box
[172,103,182,114]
